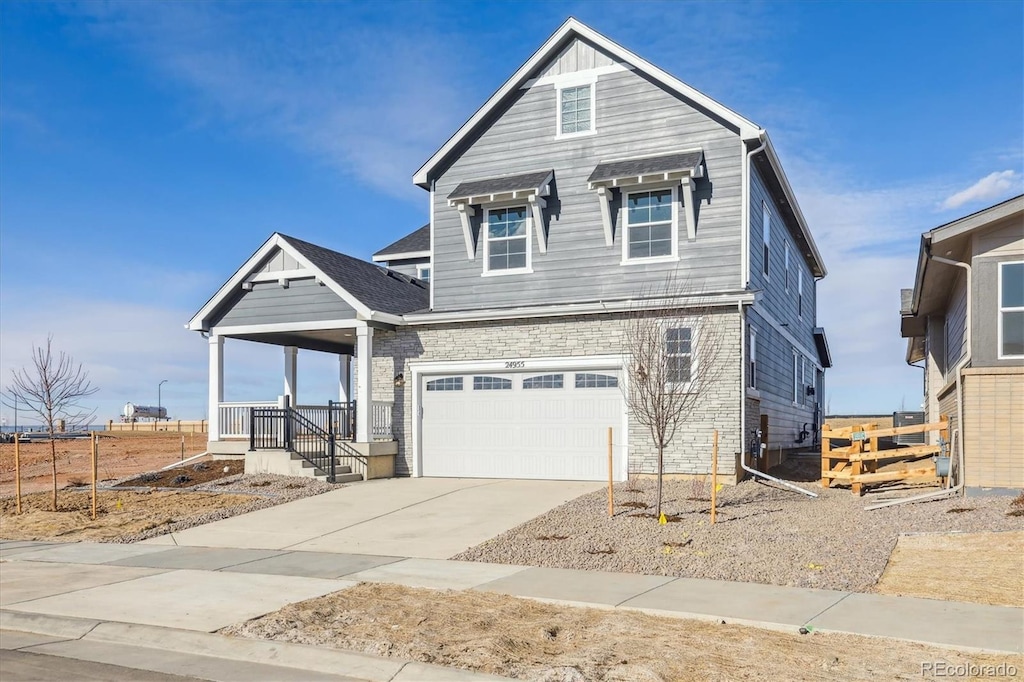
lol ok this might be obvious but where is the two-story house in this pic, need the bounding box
[189,18,829,483]
[900,194,1023,491]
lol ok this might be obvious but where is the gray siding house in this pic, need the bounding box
[190,18,830,483]
[900,194,1023,491]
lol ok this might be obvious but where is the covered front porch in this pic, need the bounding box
[188,233,430,481]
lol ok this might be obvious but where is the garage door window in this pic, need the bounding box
[426,377,463,391]
[523,374,564,389]
[473,376,512,390]
[575,373,618,388]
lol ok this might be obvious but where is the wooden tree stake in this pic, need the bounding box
[91,432,98,520]
[14,433,22,514]
[607,427,614,517]
[711,430,718,524]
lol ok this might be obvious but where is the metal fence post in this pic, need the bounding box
[249,408,255,451]
[327,400,336,483]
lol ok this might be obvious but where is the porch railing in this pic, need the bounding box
[250,406,340,482]
[219,400,392,441]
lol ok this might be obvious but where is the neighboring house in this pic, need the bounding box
[900,194,1024,491]
[190,18,830,482]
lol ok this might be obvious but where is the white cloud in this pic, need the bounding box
[941,170,1021,210]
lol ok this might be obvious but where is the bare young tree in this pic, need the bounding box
[4,336,98,510]
[623,279,730,518]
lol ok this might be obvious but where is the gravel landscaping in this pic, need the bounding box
[453,478,1024,592]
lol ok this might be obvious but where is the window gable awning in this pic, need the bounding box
[447,170,554,258]
[447,170,553,205]
[587,150,704,188]
[587,150,704,246]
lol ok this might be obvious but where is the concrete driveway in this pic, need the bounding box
[143,478,601,559]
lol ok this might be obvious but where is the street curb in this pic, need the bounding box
[0,609,512,681]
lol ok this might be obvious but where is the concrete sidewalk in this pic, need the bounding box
[3,540,1022,657]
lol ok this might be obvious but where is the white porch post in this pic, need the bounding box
[284,346,298,407]
[356,326,373,442]
[208,335,224,441]
[339,354,352,404]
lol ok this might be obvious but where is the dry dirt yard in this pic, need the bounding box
[223,583,1022,682]
[453,478,1024,595]
[0,467,335,543]
[0,432,208,496]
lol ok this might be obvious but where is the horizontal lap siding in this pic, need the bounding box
[432,66,743,311]
[945,271,968,374]
[213,279,357,327]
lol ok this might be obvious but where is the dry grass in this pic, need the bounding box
[0,489,252,542]
[223,583,1021,682]
[875,530,1024,607]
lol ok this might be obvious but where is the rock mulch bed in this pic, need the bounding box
[453,478,1024,592]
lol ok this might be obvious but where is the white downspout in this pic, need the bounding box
[740,133,767,290]
[866,253,971,510]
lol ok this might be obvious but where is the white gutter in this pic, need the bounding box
[741,133,767,289]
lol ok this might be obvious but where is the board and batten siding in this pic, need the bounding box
[536,38,616,79]
[211,278,357,328]
[431,52,744,311]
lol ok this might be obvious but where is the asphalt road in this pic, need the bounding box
[0,650,201,682]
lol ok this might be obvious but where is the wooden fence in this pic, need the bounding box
[821,415,949,496]
[106,420,207,433]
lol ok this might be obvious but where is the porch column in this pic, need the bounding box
[208,335,224,441]
[339,354,351,403]
[356,326,373,442]
[284,346,298,407]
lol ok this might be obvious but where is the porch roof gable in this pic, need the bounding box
[188,233,429,332]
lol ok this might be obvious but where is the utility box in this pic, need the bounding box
[893,411,926,445]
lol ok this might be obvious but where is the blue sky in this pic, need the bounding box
[2,1,1022,424]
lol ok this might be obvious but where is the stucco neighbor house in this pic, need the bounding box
[189,18,830,483]
[900,194,1024,492]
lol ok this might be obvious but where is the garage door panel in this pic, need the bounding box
[421,368,623,481]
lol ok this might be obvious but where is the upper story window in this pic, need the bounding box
[484,206,530,274]
[417,265,431,282]
[666,327,693,384]
[798,269,804,318]
[762,202,771,279]
[1000,261,1024,358]
[784,244,790,291]
[557,82,594,137]
[625,187,677,262]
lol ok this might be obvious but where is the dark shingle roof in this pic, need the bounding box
[281,234,429,316]
[448,170,553,201]
[587,151,703,184]
[373,224,430,259]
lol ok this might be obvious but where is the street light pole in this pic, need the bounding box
[158,379,168,422]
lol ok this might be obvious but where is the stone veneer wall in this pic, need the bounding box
[370,310,743,478]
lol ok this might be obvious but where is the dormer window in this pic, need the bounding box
[558,83,593,136]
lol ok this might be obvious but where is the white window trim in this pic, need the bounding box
[784,243,790,291]
[620,182,680,265]
[998,260,1024,359]
[554,73,597,140]
[662,319,699,393]
[762,201,771,280]
[482,202,533,277]
[798,268,804,319]
[792,351,800,405]
[417,264,431,281]
[748,325,758,390]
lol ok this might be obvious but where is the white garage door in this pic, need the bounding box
[420,369,624,480]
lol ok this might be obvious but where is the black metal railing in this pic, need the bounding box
[250,402,354,483]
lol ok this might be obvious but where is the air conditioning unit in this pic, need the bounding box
[893,411,926,445]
